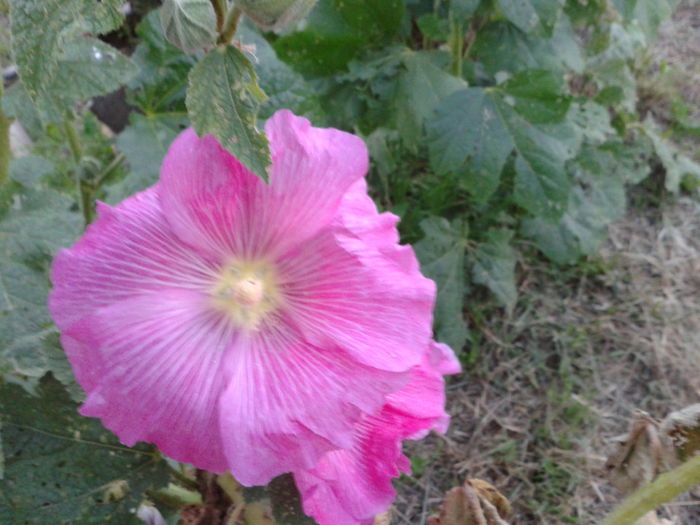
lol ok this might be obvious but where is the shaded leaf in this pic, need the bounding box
[394,51,468,149]
[498,0,563,36]
[9,0,137,122]
[471,229,517,311]
[427,72,576,210]
[415,218,469,353]
[0,188,81,393]
[0,377,170,524]
[473,17,584,76]
[237,0,319,30]
[108,113,187,203]
[159,0,217,54]
[186,45,271,181]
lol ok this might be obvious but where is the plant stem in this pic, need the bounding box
[0,82,11,186]
[450,16,464,78]
[211,0,227,32]
[599,454,700,525]
[62,119,92,226]
[218,5,243,45]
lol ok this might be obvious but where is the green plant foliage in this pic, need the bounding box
[415,218,469,353]
[238,26,323,122]
[0,376,170,524]
[108,113,186,203]
[643,117,700,193]
[498,0,564,36]
[0,185,81,393]
[159,0,217,54]
[8,0,137,122]
[472,228,518,311]
[427,70,576,214]
[186,45,271,181]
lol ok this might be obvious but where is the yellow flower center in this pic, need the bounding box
[211,260,280,330]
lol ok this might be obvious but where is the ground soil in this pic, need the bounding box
[393,3,700,524]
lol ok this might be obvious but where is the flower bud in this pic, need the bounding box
[235,0,318,31]
[160,0,217,54]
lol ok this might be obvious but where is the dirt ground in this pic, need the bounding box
[393,3,700,524]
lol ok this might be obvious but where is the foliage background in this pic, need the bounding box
[1,0,699,523]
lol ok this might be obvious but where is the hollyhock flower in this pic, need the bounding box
[295,342,461,525]
[49,110,458,499]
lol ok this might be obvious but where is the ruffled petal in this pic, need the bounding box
[295,352,452,525]
[49,188,218,331]
[158,110,368,260]
[218,315,407,486]
[278,226,435,373]
[67,291,232,472]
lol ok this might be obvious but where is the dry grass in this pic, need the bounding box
[394,196,700,524]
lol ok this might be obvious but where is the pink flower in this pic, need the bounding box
[295,342,460,525]
[49,110,459,516]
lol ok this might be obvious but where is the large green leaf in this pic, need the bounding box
[415,218,469,353]
[497,0,563,36]
[186,45,271,181]
[426,70,576,211]
[0,188,81,393]
[393,51,467,149]
[108,113,187,204]
[522,144,628,264]
[0,377,170,524]
[611,0,680,39]
[273,0,405,76]
[9,0,137,122]
[471,229,517,311]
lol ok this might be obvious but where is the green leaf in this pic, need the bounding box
[128,11,196,113]
[450,0,481,20]
[497,0,564,36]
[473,16,584,76]
[237,0,319,30]
[0,188,81,394]
[471,229,517,310]
[238,25,323,122]
[9,156,54,187]
[417,13,449,41]
[393,51,467,149]
[415,218,469,353]
[273,0,405,76]
[0,376,170,524]
[186,45,271,181]
[159,0,217,54]
[522,143,627,264]
[427,71,576,209]
[643,117,700,193]
[1,82,43,138]
[108,113,186,203]
[9,0,138,123]
[611,0,680,39]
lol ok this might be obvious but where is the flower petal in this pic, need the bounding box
[279,226,435,373]
[295,352,452,525]
[67,291,232,472]
[218,315,407,486]
[158,110,368,259]
[49,188,217,332]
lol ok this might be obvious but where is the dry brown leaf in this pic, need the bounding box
[428,479,511,525]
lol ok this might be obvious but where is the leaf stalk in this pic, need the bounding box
[599,454,700,525]
[218,5,243,45]
[0,82,11,186]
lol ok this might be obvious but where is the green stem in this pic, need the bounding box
[91,152,125,188]
[0,82,11,186]
[599,454,700,525]
[218,5,243,45]
[62,119,92,226]
[449,16,464,78]
[211,0,227,32]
